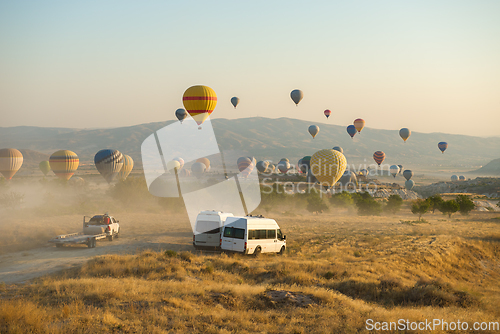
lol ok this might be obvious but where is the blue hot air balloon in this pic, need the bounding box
[438,142,448,153]
[347,125,356,139]
[94,149,124,183]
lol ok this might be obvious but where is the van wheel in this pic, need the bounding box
[279,246,285,255]
[253,247,261,257]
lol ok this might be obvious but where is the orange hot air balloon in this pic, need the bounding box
[353,118,365,133]
[49,150,79,181]
[182,85,217,126]
[0,148,23,180]
[373,151,385,166]
[196,157,211,172]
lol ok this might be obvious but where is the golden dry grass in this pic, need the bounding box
[1,203,500,333]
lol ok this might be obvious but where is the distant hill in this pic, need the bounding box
[1,118,500,172]
[470,158,500,175]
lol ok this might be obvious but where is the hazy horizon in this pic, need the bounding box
[1,1,499,137]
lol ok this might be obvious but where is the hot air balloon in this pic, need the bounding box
[191,162,206,177]
[279,158,289,163]
[175,108,188,123]
[353,119,365,133]
[308,125,320,138]
[230,97,240,108]
[39,161,51,176]
[311,149,347,187]
[0,148,23,180]
[451,175,458,181]
[405,179,415,191]
[49,150,79,181]
[237,157,255,178]
[299,156,311,173]
[256,161,270,173]
[360,169,368,177]
[438,142,448,153]
[399,128,411,142]
[338,170,358,187]
[277,160,290,174]
[182,85,217,127]
[179,169,191,177]
[166,160,181,173]
[196,158,210,172]
[397,165,403,174]
[290,89,303,106]
[459,175,466,181]
[69,176,85,186]
[373,151,385,166]
[332,146,343,154]
[118,155,134,181]
[347,125,356,139]
[94,149,124,184]
[324,109,331,119]
[173,157,184,170]
[390,165,400,178]
[403,170,413,181]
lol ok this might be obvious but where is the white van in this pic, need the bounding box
[221,215,286,255]
[193,211,234,250]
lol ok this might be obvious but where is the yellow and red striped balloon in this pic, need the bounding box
[353,118,365,132]
[0,148,23,180]
[373,151,385,166]
[49,150,79,181]
[182,85,217,126]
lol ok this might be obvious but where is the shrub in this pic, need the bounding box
[353,192,382,216]
[426,195,443,213]
[385,194,403,214]
[411,199,430,221]
[440,200,460,218]
[306,188,328,214]
[329,191,354,207]
[455,195,475,216]
[164,250,177,257]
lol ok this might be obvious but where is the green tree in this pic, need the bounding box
[329,191,354,207]
[353,192,382,216]
[439,200,460,218]
[385,194,403,214]
[455,195,475,216]
[306,188,328,214]
[426,195,444,213]
[411,199,430,221]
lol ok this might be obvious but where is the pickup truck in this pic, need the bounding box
[49,214,120,248]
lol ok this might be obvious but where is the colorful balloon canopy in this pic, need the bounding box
[50,150,79,181]
[403,170,413,181]
[182,85,217,126]
[230,97,240,108]
[338,170,357,187]
[39,161,51,176]
[390,165,400,178]
[347,125,356,139]
[308,125,320,138]
[438,142,448,153]
[0,148,23,180]
[324,109,331,119]
[290,89,303,106]
[451,175,458,181]
[399,128,411,142]
[277,160,290,174]
[166,160,181,173]
[311,149,347,187]
[373,151,385,166]
[459,175,466,181]
[360,169,368,177]
[405,179,415,191]
[237,157,255,178]
[179,169,191,177]
[191,162,206,177]
[173,157,184,170]
[118,154,134,181]
[299,156,311,174]
[94,149,124,183]
[353,119,365,133]
[175,108,188,123]
[332,146,343,154]
[279,158,289,163]
[256,161,270,173]
[397,165,403,174]
[196,158,210,172]
[69,176,85,186]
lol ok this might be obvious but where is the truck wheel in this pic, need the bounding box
[253,247,261,257]
[279,246,285,255]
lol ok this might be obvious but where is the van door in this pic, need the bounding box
[231,228,246,253]
[221,226,234,251]
[195,220,220,247]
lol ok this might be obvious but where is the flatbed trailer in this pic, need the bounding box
[49,232,107,248]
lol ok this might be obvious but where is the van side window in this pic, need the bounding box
[224,227,245,239]
[256,230,266,239]
[248,230,256,239]
[267,229,276,239]
[277,229,283,240]
[223,227,233,238]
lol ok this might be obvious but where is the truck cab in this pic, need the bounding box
[83,214,120,241]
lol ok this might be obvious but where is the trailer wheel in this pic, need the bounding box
[88,238,96,248]
[253,246,261,257]
[107,234,114,241]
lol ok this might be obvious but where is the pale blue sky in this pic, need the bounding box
[1,0,499,136]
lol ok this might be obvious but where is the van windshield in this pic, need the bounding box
[196,221,220,234]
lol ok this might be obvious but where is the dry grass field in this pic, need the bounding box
[1,179,500,333]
